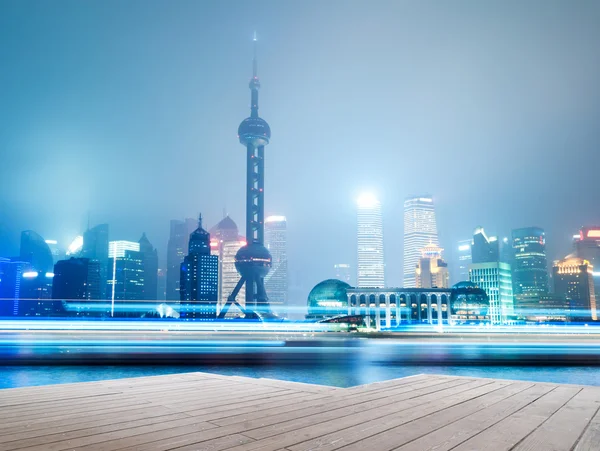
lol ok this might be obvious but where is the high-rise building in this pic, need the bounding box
[45,239,65,265]
[107,240,144,315]
[416,243,449,289]
[357,193,385,288]
[138,233,158,300]
[81,224,109,300]
[264,215,288,315]
[455,239,472,283]
[166,218,196,301]
[403,196,438,287]
[210,216,246,316]
[471,227,499,264]
[52,257,94,300]
[180,215,218,319]
[469,262,514,324]
[334,264,353,285]
[511,227,549,298]
[553,255,597,321]
[157,268,166,300]
[18,230,57,316]
[0,257,26,316]
[217,35,275,319]
[574,226,600,299]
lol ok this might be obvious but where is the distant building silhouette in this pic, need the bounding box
[180,215,218,319]
[334,264,352,285]
[138,233,158,300]
[416,243,449,289]
[209,215,246,316]
[81,224,109,300]
[107,240,144,316]
[454,239,472,284]
[265,216,288,316]
[0,258,27,316]
[357,194,385,288]
[553,255,597,321]
[404,196,438,288]
[166,218,196,301]
[471,227,499,264]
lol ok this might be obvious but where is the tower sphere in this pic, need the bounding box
[238,117,271,147]
[235,242,272,278]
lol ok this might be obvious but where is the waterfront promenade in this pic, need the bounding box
[0,371,599,450]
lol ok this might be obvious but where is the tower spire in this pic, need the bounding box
[249,32,260,118]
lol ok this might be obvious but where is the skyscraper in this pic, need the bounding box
[138,233,158,300]
[469,262,514,323]
[455,239,472,283]
[81,224,109,300]
[210,216,246,316]
[166,218,196,301]
[180,215,219,319]
[52,257,95,301]
[357,193,385,288]
[0,258,26,316]
[416,243,449,289]
[107,240,144,315]
[264,215,288,315]
[218,35,274,319]
[18,230,57,316]
[471,227,499,264]
[574,226,600,299]
[511,227,549,298]
[403,196,438,287]
[553,255,597,321]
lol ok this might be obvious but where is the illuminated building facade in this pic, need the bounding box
[107,241,144,315]
[357,194,385,288]
[81,224,109,300]
[18,230,58,316]
[166,218,196,301]
[553,256,597,321]
[346,287,451,330]
[0,258,26,316]
[180,215,218,319]
[403,196,438,287]
[455,239,472,284]
[416,244,449,288]
[264,215,288,315]
[306,279,351,320]
[210,216,246,316]
[511,227,549,298]
[469,262,514,324]
[574,226,600,299]
[138,233,158,300]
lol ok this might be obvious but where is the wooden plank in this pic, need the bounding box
[574,408,600,451]
[7,417,218,451]
[289,380,530,451]
[511,387,600,451]
[391,383,555,451]
[449,385,581,451]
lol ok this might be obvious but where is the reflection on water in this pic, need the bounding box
[2,364,600,390]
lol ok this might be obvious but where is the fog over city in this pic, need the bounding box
[1,0,600,303]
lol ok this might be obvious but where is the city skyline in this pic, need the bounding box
[1,1,600,300]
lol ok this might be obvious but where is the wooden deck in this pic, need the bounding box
[1,372,599,451]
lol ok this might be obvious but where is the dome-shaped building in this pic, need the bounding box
[449,281,490,323]
[306,279,351,320]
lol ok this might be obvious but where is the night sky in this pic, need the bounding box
[1,0,599,303]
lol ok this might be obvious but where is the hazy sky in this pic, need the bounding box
[1,0,600,301]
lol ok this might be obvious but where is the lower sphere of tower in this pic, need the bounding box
[235,243,272,278]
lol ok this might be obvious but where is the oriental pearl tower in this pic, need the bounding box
[218,34,276,320]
